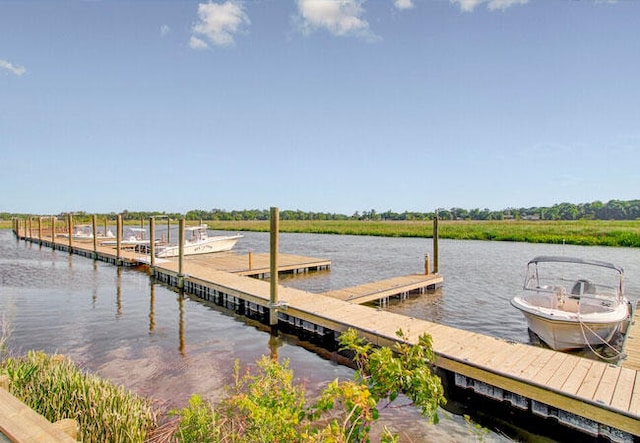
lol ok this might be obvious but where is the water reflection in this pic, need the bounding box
[149,283,155,334]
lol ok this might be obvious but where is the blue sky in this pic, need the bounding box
[2,0,639,215]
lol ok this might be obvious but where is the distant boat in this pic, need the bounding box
[100,227,149,246]
[58,224,115,241]
[155,224,242,258]
[511,256,631,351]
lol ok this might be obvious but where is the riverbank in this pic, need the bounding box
[205,219,640,247]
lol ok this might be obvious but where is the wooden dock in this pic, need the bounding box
[12,224,640,441]
[322,273,443,305]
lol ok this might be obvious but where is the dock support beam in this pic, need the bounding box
[51,216,56,247]
[178,218,185,289]
[116,214,122,266]
[38,217,43,245]
[433,215,439,274]
[67,213,73,252]
[269,207,279,327]
[149,216,156,269]
[92,214,98,259]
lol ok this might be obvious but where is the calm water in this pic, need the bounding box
[1,229,639,441]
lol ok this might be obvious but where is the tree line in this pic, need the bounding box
[2,199,639,222]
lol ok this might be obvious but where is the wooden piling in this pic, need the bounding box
[433,215,439,274]
[116,214,122,265]
[249,250,253,270]
[28,217,32,239]
[269,207,279,326]
[178,218,185,289]
[67,214,73,252]
[149,216,156,268]
[38,217,43,244]
[424,254,431,275]
[51,216,56,246]
[92,214,98,258]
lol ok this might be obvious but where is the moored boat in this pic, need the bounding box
[155,224,242,258]
[510,256,631,351]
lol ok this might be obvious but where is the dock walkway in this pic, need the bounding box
[14,228,640,441]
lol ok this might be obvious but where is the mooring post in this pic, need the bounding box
[269,207,279,327]
[28,217,32,239]
[51,216,56,247]
[149,216,156,269]
[167,217,171,244]
[178,217,185,289]
[23,219,27,239]
[248,250,253,270]
[67,213,73,252]
[424,253,431,275]
[116,214,122,266]
[92,214,98,259]
[38,217,43,244]
[433,215,439,274]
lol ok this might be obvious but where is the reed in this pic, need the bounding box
[205,219,640,247]
[1,351,156,442]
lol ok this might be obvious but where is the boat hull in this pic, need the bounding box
[511,296,628,351]
[155,234,242,258]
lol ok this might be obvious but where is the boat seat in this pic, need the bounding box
[571,279,595,297]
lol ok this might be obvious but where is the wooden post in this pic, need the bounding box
[28,217,32,239]
[92,214,98,258]
[424,253,431,275]
[149,217,156,268]
[167,217,171,244]
[116,214,122,265]
[104,218,108,238]
[178,218,185,289]
[433,215,439,274]
[23,219,27,239]
[269,207,279,326]
[67,213,73,252]
[51,216,56,246]
[248,250,253,270]
[38,217,43,244]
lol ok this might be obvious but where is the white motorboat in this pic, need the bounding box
[155,224,242,258]
[101,227,149,246]
[58,224,115,241]
[511,256,631,351]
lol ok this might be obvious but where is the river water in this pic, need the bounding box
[1,229,639,442]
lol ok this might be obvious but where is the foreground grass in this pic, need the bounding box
[1,351,156,442]
[206,219,640,247]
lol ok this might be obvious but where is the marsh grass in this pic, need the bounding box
[204,219,640,247]
[0,351,156,442]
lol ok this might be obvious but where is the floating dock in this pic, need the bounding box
[11,221,640,442]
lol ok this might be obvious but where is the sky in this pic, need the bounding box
[1,0,639,216]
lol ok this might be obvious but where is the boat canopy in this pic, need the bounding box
[527,256,623,274]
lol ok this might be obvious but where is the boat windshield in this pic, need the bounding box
[524,256,623,300]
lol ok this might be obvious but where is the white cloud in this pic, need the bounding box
[0,59,26,76]
[189,36,209,50]
[295,0,379,41]
[160,24,171,37]
[394,0,414,10]
[451,0,528,12]
[191,1,250,49]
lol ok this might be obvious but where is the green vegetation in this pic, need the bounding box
[0,351,156,442]
[173,328,445,442]
[203,219,640,248]
[0,327,447,442]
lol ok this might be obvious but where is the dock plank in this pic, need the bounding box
[610,367,637,412]
[576,362,607,400]
[592,365,621,406]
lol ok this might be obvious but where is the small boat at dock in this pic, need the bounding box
[58,224,115,241]
[155,224,242,258]
[510,256,631,351]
